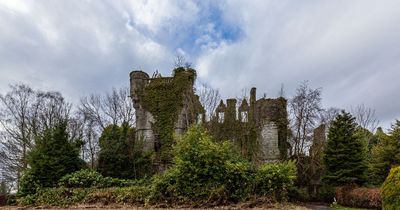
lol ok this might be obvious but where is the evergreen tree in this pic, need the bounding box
[97,123,150,179]
[24,122,83,189]
[323,110,367,186]
[369,121,400,185]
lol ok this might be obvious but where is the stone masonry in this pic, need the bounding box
[130,70,288,162]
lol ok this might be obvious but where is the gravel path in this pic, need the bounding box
[302,204,331,210]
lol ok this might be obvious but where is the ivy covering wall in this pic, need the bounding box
[139,67,197,164]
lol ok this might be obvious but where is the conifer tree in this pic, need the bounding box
[97,123,150,179]
[24,122,83,189]
[323,110,367,186]
[369,121,400,185]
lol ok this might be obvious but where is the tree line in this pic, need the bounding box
[0,84,136,192]
[0,79,399,195]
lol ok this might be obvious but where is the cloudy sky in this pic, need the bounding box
[0,0,399,129]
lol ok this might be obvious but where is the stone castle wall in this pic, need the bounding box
[130,70,288,162]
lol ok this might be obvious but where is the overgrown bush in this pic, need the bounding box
[6,194,16,205]
[17,186,149,206]
[85,186,149,205]
[17,125,298,207]
[254,160,297,201]
[58,169,147,188]
[382,166,400,210]
[335,185,381,209]
[59,169,104,188]
[18,169,41,196]
[288,185,335,203]
[18,187,92,206]
[148,125,253,205]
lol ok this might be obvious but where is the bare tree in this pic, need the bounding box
[78,86,135,167]
[319,107,340,125]
[351,104,380,133]
[197,82,221,121]
[30,91,72,137]
[289,81,323,157]
[71,112,99,168]
[79,87,135,129]
[173,53,192,69]
[0,84,34,177]
[0,84,71,187]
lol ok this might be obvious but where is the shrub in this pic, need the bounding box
[317,185,335,203]
[6,194,16,205]
[335,185,381,209]
[18,169,41,196]
[17,186,150,206]
[288,185,335,203]
[148,125,253,205]
[59,169,104,188]
[382,166,400,210]
[84,186,149,205]
[18,187,92,206]
[58,169,146,188]
[254,160,297,201]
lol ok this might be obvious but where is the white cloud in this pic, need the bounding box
[0,0,399,129]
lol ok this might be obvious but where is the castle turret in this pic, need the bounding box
[129,70,154,152]
[130,71,149,108]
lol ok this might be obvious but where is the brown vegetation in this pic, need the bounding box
[335,185,381,209]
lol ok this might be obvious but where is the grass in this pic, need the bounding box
[331,204,366,210]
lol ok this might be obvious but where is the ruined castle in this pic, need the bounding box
[130,68,288,163]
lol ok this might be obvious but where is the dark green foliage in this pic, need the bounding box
[17,186,150,206]
[17,125,297,207]
[58,169,147,188]
[323,111,367,186]
[18,187,93,206]
[19,122,83,196]
[97,123,151,179]
[254,160,297,201]
[148,125,297,205]
[59,169,104,188]
[369,121,400,185]
[6,194,17,205]
[148,125,253,205]
[382,166,400,210]
[17,170,40,196]
[84,186,150,205]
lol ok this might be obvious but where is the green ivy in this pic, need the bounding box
[140,67,196,164]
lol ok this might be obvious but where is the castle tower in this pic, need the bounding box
[129,71,155,151]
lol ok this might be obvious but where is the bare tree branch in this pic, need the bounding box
[351,104,380,132]
[289,81,323,157]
